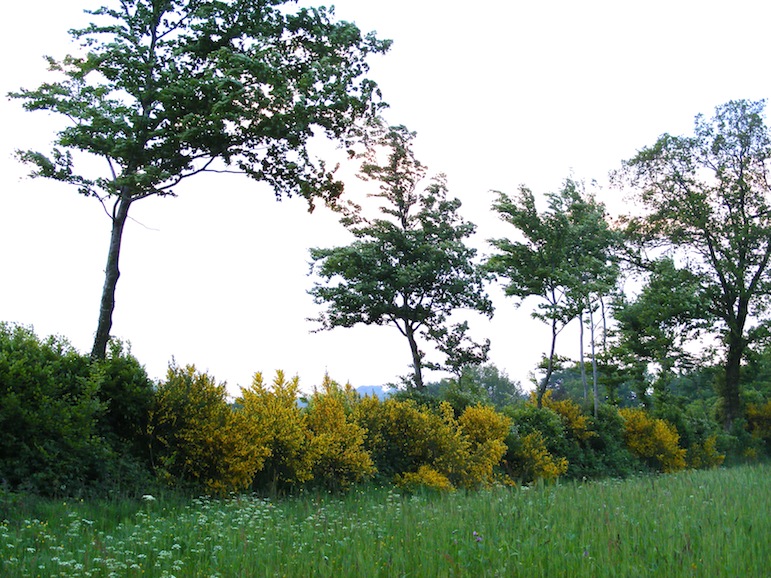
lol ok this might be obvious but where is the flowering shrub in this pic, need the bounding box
[506,431,568,483]
[354,397,464,481]
[540,391,595,441]
[238,371,313,492]
[305,375,375,491]
[458,404,511,488]
[394,465,454,493]
[687,435,725,469]
[618,408,686,473]
[746,400,771,455]
[149,364,258,494]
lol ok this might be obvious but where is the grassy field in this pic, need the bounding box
[1,463,769,577]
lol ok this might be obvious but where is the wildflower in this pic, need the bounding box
[142,494,156,502]
[473,531,482,543]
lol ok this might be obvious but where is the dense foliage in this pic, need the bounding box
[2,323,766,499]
[10,0,391,359]
[309,125,493,389]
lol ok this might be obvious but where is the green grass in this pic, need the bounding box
[2,463,769,577]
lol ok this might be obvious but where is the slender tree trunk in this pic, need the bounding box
[579,309,588,405]
[588,302,599,418]
[91,194,132,360]
[537,317,558,408]
[600,296,608,355]
[405,324,424,389]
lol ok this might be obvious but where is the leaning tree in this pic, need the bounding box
[487,179,617,410]
[10,0,390,359]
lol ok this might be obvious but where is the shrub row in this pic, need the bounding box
[2,323,763,497]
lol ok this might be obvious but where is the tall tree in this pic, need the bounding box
[9,0,390,359]
[487,179,616,408]
[309,125,493,389]
[615,99,771,428]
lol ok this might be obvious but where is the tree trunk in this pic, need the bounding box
[405,324,424,389]
[536,317,558,408]
[91,194,132,360]
[589,302,599,418]
[721,328,745,430]
[579,309,588,405]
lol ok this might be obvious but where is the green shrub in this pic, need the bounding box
[0,323,109,496]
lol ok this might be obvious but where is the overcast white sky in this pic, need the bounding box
[2,1,770,395]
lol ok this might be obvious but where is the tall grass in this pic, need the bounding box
[2,463,769,577]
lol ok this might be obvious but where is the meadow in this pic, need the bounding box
[2,463,768,577]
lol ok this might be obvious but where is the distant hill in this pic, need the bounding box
[356,385,391,400]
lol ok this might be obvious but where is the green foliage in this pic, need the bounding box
[90,340,154,462]
[0,323,108,496]
[502,403,568,483]
[9,0,391,359]
[616,99,771,428]
[425,362,525,413]
[487,178,618,407]
[309,125,493,388]
[611,258,707,379]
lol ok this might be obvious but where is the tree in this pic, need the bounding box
[9,0,390,359]
[309,125,493,389]
[565,185,619,416]
[615,99,771,428]
[610,258,708,404]
[487,179,616,409]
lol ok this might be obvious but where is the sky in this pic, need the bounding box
[2,0,771,395]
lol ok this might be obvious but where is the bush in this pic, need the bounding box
[746,400,771,456]
[503,402,573,481]
[149,364,258,494]
[618,408,687,473]
[505,431,568,483]
[305,375,375,491]
[394,465,454,493]
[351,397,514,489]
[687,435,725,469]
[238,371,313,494]
[457,404,511,488]
[583,405,639,478]
[0,323,109,496]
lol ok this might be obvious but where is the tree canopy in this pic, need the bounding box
[309,125,493,389]
[10,0,391,359]
[615,99,771,428]
[487,179,617,408]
